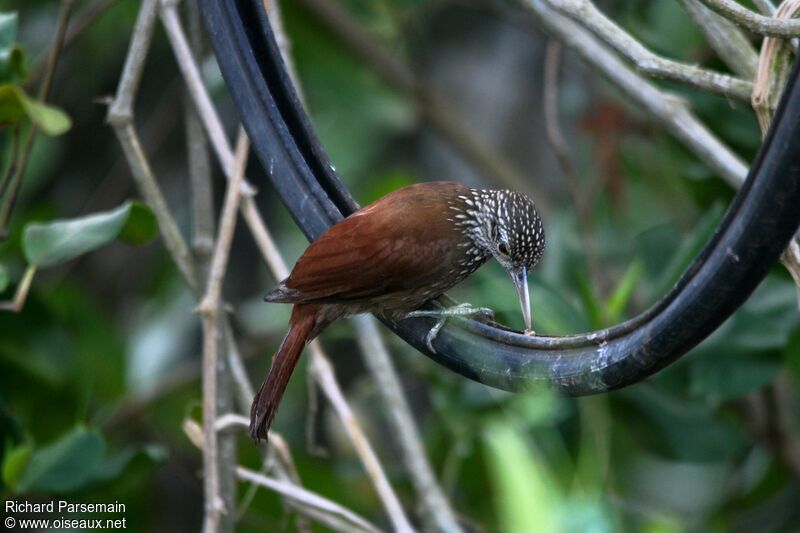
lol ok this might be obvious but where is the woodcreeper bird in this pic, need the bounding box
[251,181,545,441]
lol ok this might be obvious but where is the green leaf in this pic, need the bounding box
[688,352,780,402]
[0,263,8,293]
[117,202,158,245]
[15,426,106,493]
[23,201,158,268]
[618,385,745,461]
[484,422,559,533]
[605,259,643,323]
[576,271,604,329]
[91,444,167,483]
[2,443,31,490]
[650,203,724,300]
[0,85,70,135]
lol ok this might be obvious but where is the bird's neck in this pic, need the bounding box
[446,188,498,258]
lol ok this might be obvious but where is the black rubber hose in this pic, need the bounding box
[200,0,800,393]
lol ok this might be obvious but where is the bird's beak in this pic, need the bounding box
[509,266,531,332]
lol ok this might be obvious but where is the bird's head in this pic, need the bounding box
[453,188,545,332]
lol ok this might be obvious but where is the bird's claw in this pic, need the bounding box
[405,302,496,354]
[425,318,445,353]
[455,303,495,322]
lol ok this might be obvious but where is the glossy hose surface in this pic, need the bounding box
[201,0,800,393]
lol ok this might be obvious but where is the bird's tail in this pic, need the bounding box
[250,304,320,441]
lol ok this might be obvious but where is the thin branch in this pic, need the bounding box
[0,125,20,201]
[520,0,749,188]
[183,4,236,530]
[0,266,36,313]
[185,2,216,263]
[752,0,777,16]
[680,0,759,79]
[198,131,248,314]
[240,201,291,280]
[352,316,463,533]
[695,0,800,37]
[107,0,199,292]
[160,0,253,193]
[197,130,248,533]
[28,0,122,87]
[236,467,385,533]
[306,349,417,533]
[107,0,159,129]
[769,374,800,479]
[782,242,800,308]
[542,40,602,292]
[263,0,306,106]
[542,41,580,206]
[185,419,382,533]
[215,413,251,432]
[545,0,752,100]
[752,0,800,131]
[739,377,800,482]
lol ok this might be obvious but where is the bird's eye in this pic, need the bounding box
[498,242,510,256]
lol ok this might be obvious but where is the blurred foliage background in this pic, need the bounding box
[1,0,800,531]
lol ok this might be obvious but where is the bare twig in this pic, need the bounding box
[0,266,36,313]
[28,0,122,87]
[160,0,254,192]
[196,130,248,533]
[0,126,20,201]
[182,4,237,530]
[108,0,159,128]
[306,350,417,532]
[739,376,800,481]
[769,374,800,478]
[542,41,580,207]
[521,0,749,188]
[782,241,800,307]
[185,2,216,263]
[215,413,251,432]
[542,40,602,291]
[236,467,385,533]
[545,0,753,100]
[353,316,462,533]
[695,0,800,36]
[680,0,759,79]
[262,0,306,105]
[184,419,384,533]
[752,0,800,131]
[107,0,199,293]
[198,131,248,314]
[753,0,778,16]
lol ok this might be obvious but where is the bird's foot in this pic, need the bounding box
[404,303,496,353]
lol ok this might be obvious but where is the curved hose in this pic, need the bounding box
[200,0,800,393]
